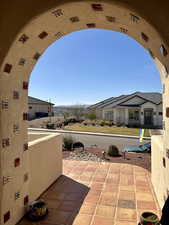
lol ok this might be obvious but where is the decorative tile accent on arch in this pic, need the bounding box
[15,192,20,200]
[24,173,29,182]
[166,149,169,159]
[148,49,155,59]
[3,176,11,185]
[141,32,149,42]
[13,124,19,133]
[19,34,29,43]
[14,158,20,167]
[24,195,29,205]
[164,65,168,77]
[163,84,165,93]
[39,31,48,39]
[160,44,168,56]
[163,121,165,130]
[166,107,169,117]
[24,143,28,151]
[4,63,12,73]
[120,27,128,33]
[163,157,166,168]
[4,211,10,223]
[13,91,19,99]
[33,52,41,60]
[2,138,10,148]
[70,16,79,23]
[130,13,140,23]
[23,113,28,120]
[18,58,26,66]
[52,9,63,17]
[2,100,9,109]
[86,23,96,28]
[106,16,115,22]
[23,81,29,90]
[55,32,63,39]
[91,4,103,11]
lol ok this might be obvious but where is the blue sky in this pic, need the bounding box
[29,29,162,106]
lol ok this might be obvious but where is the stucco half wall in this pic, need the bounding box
[28,133,62,202]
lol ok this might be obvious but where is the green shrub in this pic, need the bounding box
[100,121,105,126]
[46,123,55,129]
[63,135,75,151]
[108,145,120,157]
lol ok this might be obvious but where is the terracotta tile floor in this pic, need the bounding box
[18,160,161,225]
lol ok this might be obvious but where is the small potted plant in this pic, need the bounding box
[26,200,48,221]
[139,212,160,225]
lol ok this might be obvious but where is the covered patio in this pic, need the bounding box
[18,160,161,225]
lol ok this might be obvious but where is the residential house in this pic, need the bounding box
[28,96,54,120]
[88,92,162,128]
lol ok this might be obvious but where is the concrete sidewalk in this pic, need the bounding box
[28,128,151,140]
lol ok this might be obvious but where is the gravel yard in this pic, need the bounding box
[63,146,151,171]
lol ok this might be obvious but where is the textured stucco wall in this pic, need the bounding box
[28,133,62,203]
[0,1,169,224]
[151,135,166,209]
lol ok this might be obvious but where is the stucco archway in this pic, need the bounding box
[0,1,169,224]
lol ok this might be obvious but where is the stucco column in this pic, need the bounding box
[113,108,117,125]
[124,108,128,125]
[0,76,30,225]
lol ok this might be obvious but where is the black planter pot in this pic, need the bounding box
[139,212,160,225]
[26,200,48,221]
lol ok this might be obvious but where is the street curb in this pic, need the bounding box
[28,128,151,140]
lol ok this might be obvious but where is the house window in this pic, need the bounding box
[104,112,114,121]
[129,110,139,120]
[159,112,162,116]
[29,106,32,109]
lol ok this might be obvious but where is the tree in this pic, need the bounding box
[71,105,86,120]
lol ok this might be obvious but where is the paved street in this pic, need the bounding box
[28,129,149,152]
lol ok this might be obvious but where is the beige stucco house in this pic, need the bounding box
[1,1,169,224]
[88,92,162,128]
[28,96,54,120]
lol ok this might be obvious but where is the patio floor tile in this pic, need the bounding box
[17,160,161,225]
[116,208,137,221]
[92,216,114,225]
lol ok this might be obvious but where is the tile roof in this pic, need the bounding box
[88,92,162,109]
[28,96,54,105]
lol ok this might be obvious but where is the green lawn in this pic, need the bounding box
[64,124,150,137]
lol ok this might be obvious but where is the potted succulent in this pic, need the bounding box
[26,200,48,221]
[139,212,160,225]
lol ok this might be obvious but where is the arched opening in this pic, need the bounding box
[0,1,169,224]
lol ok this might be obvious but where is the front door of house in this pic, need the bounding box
[144,109,153,126]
